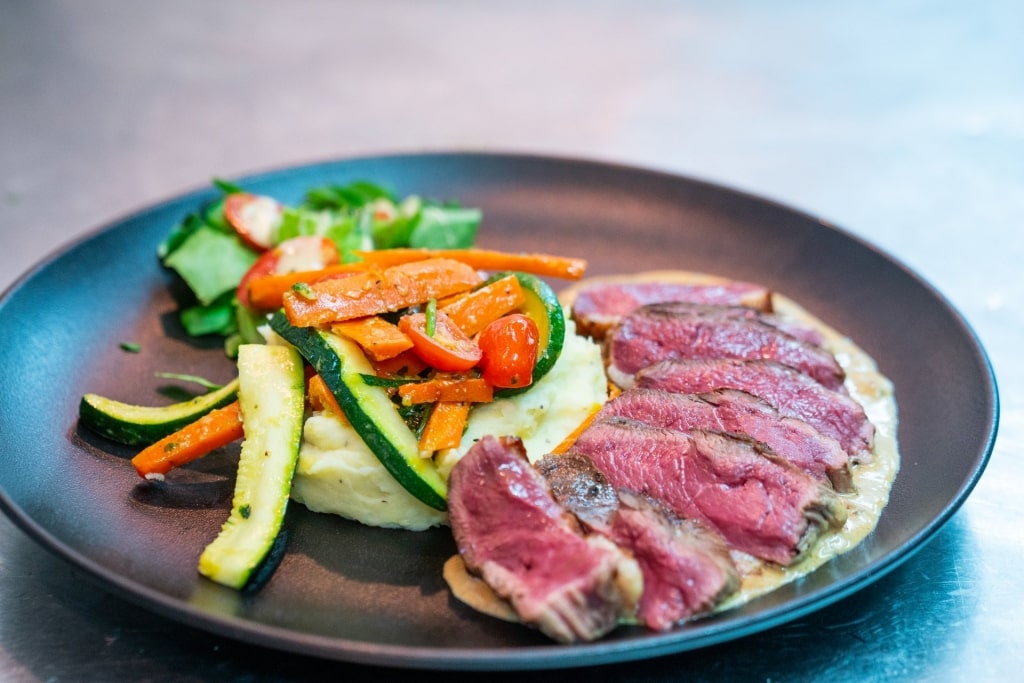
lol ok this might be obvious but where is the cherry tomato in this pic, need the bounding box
[398,310,482,373]
[477,314,540,388]
[224,192,284,251]
[272,235,340,273]
[236,236,340,309]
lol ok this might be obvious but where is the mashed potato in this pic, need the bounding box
[289,320,608,530]
[289,412,449,531]
[435,320,608,475]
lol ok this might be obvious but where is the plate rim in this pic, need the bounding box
[0,151,1000,670]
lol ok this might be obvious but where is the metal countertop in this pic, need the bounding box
[1,2,1020,681]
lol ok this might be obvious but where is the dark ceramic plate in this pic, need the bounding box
[0,153,998,670]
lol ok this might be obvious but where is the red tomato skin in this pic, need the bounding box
[398,311,482,373]
[236,249,279,309]
[477,314,540,388]
[223,193,283,251]
[236,236,339,309]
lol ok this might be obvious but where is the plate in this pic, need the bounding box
[0,153,998,670]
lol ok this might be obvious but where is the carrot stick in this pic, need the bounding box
[246,263,368,310]
[354,248,588,280]
[434,290,469,309]
[371,349,430,378]
[306,374,344,416]
[419,401,471,453]
[332,316,413,361]
[131,401,244,479]
[550,404,603,455]
[440,274,525,336]
[283,258,483,327]
[398,377,494,405]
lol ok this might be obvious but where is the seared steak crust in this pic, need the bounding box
[635,358,874,459]
[607,303,843,390]
[598,387,854,492]
[535,452,620,529]
[567,418,848,565]
[447,436,639,643]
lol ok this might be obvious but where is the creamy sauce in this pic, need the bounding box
[447,271,900,625]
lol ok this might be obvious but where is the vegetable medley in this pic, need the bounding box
[79,179,588,588]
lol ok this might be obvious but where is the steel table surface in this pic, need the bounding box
[1,1,1019,681]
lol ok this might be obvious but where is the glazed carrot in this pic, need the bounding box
[283,258,482,327]
[332,316,413,361]
[307,374,348,419]
[441,274,525,336]
[434,290,468,309]
[549,404,604,455]
[398,376,494,405]
[418,401,471,453]
[131,402,244,479]
[371,349,430,378]
[354,248,588,280]
[246,263,368,310]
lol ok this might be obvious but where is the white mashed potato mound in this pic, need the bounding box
[290,320,608,530]
[290,412,449,531]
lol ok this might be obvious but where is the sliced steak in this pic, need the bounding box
[447,436,640,643]
[535,452,620,529]
[641,301,826,347]
[598,387,854,492]
[566,418,848,565]
[610,491,739,631]
[571,280,773,341]
[635,358,874,459]
[606,302,842,390]
[536,454,739,630]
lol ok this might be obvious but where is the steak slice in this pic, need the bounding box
[537,454,739,630]
[610,491,740,631]
[567,418,848,565]
[570,280,773,341]
[447,436,640,643]
[635,358,874,459]
[535,452,620,529]
[641,301,827,347]
[598,387,854,492]
[606,302,843,390]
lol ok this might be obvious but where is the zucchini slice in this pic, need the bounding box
[269,312,448,511]
[488,271,566,397]
[197,344,304,589]
[79,378,240,446]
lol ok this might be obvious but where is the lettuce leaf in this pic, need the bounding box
[163,226,256,306]
[159,178,483,351]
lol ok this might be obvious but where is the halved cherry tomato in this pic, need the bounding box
[224,192,284,251]
[236,236,340,309]
[398,310,482,373]
[273,235,340,274]
[477,313,539,388]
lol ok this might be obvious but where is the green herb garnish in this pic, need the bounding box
[425,298,437,337]
[154,372,225,390]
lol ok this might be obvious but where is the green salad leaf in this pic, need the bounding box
[179,290,239,336]
[212,177,245,195]
[303,181,396,211]
[163,226,257,306]
[160,178,483,354]
[409,206,481,249]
